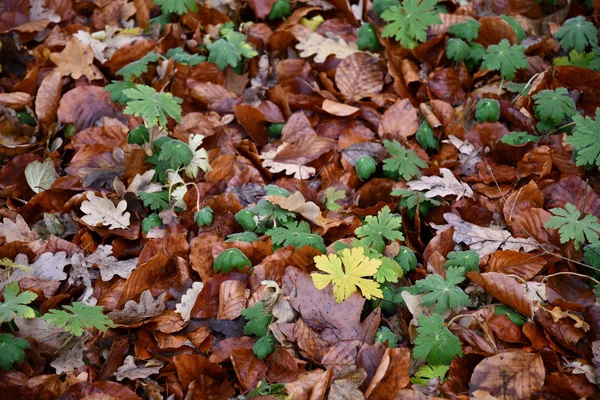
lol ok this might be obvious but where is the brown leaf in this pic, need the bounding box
[284,369,332,400]
[230,348,268,392]
[487,250,547,280]
[468,272,534,317]
[50,38,104,80]
[172,354,234,398]
[35,71,62,132]
[57,86,122,130]
[428,68,466,105]
[267,191,343,233]
[0,91,32,109]
[329,367,367,400]
[469,350,544,400]
[542,175,600,216]
[322,99,360,116]
[477,16,519,46]
[217,280,247,320]
[518,146,552,178]
[378,99,420,140]
[234,104,269,146]
[190,82,236,104]
[335,53,384,102]
[293,318,330,362]
[364,348,410,398]
[266,348,300,383]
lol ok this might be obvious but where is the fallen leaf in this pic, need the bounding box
[469,350,544,400]
[322,99,360,116]
[175,281,204,322]
[365,348,411,398]
[25,158,57,193]
[107,290,167,326]
[296,32,361,63]
[80,192,131,230]
[50,38,104,80]
[335,52,384,101]
[0,92,32,109]
[378,99,420,140]
[51,335,89,374]
[260,145,316,179]
[86,245,138,281]
[217,280,247,320]
[0,214,37,243]
[114,356,163,381]
[431,213,539,257]
[329,367,367,400]
[267,191,343,232]
[468,272,534,317]
[407,168,474,200]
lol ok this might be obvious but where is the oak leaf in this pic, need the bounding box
[296,32,362,63]
[80,191,131,230]
[50,38,104,80]
[407,168,474,200]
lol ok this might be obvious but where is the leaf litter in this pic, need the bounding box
[0,0,599,399]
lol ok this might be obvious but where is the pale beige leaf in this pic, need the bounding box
[50,38,104,80]
[217,280,247,320]
[108,290,167,325]
[80,191,131,230]
[407,168,474,200]
[260,145,316,179]
[175,281,204,322]
[35,70,62,132]
[329,367,367,400]
[25,158,58,193]
[51,335,88,374]
[114,356,163,381]
[86,245,138,281]
[0,92,33,109]
[0,215,37,243]
[469,350,544,400]
[295,32,361,63]
[267,191,343,232]
[321,100,359,116]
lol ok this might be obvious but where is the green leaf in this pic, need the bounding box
[475,98,500,123]
[154,0,197,15]
[252,200,295,224]
[494,305,526,327]
[374,326,398,347]
[414,267,470,314]
[355,206,404,253]
[268,0,291,20]
[382,139,427,181]
[500,131,539,146]
[413,314,463,365]
[359,246,404,283]
[532,88,577,127]
[264,185,291,197]
[584,243,600,270]
[394,246,417,273]
[357,23,382,52]
[127,124,150,145]
[416,120,438,150]
[123,84,182,127]
[207,30,258,70]
[0,282,37,323]
[213,248,252,272]
[116,52,160,81]
[381,0,442,49]
[266,221,326,253]
[139,190,170,212]
[158,139,194,169]
[500,15,525,43]
[194,206,213,227]
[481,39,529,81]
[446,38,471,63]
[142,213,163,234]
[42,302,114,336]
[268,123,285,137]
[553,50,597,69]
[392,189,441,219]
[355,156,378,181]
[0,334,29,370]
[565,107,600,168]
[372,0,400,17]
[410,364,449,385]
[449,19,480,42]
[253,334,277,359]
[544,203,600,250]
[241,302,272,337]
[165,47,205,65]
[235,209,257,231]
[323,188,346,212]
[554,16,599,53]
[444,250,479,273]
[105,81,136,105]
[226,232,260,243]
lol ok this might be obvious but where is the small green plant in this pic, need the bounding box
[268,0,291,20]
[322,188,346,212]
[444,250,479,273]
[413,267,470,314]
[226,232,260,243]
[207,23,258,71]
[565,107,600,168]
[382,139,428,181]
[355,155,378,180]
[0,282,37,322]
[213,248,252,272]
[235,209,258,231]
[394,246,417,273]
[445,20,484,71]
[241,301,278,359]
[416,120,438,150]
[554,16,599,53]
[532,88,577,132]
[500,15,525,43]
[154,0,197,15]
[494,305,526,327]
[449,19,480,42]
[475,98,501,122]
[0,334,30,370]
[413,314,463,365]
[374,326,398,347]
[446,38,471,63]
[481,39,529,81]
[123,84,182,129]
[410,364,449,385]
[142,213,163,234]
[500,131,539,146]
[381,0,441,49]
[544,203,600,250]
[392,188,441,220]
[42,302,115,336]
[360,246,404,283]
[253,334,277,360]
[194,206,213,227]
[357,23,382,52]
[553,50,600,72]
[354,206,404,253]
[372,0,400,17]
[266,221,327,253]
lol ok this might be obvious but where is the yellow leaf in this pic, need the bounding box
[311,247,383,303]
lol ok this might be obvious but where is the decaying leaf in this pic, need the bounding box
[296,33,362,63]
[114,356,164,381]
[176,282,204,322]
[25,158,58,193]
[108,290,167,325]
[260,145,316,179]
[86,245,138,281]
[80,192,131,230]
[407,168,474,200]
[267,191,343,232]
[49,38,104,80]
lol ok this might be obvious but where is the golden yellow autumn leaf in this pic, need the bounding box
[311,247,383,303]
